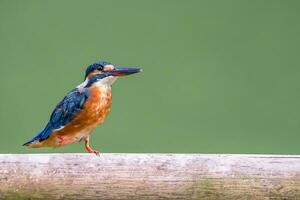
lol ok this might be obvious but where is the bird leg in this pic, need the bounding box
[84,136,100,156]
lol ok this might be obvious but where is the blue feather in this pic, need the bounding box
[23,88,90,146]
[22,123,53,146]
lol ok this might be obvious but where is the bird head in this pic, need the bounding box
[81,61,141,88]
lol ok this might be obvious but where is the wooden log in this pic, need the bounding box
[0,153,299,199]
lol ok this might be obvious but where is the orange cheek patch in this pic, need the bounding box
[104,65,114,71]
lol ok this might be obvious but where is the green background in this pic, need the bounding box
[0,0,299,154]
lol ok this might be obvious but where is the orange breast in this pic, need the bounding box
[45,86,112,147]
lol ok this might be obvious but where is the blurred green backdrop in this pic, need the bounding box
[0,0,299,154]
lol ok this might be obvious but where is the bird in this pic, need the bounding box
[23,61,141,155]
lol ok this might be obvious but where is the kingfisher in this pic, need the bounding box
[23,61,141,155]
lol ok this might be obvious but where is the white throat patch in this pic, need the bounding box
[95,76,118,88]
[76,76,117,91]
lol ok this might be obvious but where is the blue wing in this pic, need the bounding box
[23,88,90,145]
[49,88,90,131]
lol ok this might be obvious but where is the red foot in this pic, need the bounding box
[85,143,100,156]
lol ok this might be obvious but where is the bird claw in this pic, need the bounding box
[93,150,100,156]
[86,145,100,156]
[84,138,100,156]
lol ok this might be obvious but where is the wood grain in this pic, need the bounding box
[0,154,299,199]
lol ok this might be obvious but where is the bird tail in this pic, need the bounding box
[23,124,53,147]
[22,140,37,147]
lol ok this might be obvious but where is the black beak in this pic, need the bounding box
[106,67,142,77]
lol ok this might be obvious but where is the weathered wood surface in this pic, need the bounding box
[0,154,299,200]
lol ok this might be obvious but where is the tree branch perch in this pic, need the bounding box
[0,153,299,199]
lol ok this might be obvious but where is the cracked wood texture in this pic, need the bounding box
[0,154,299,200]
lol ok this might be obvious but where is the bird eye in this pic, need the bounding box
[96,64,104,71]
